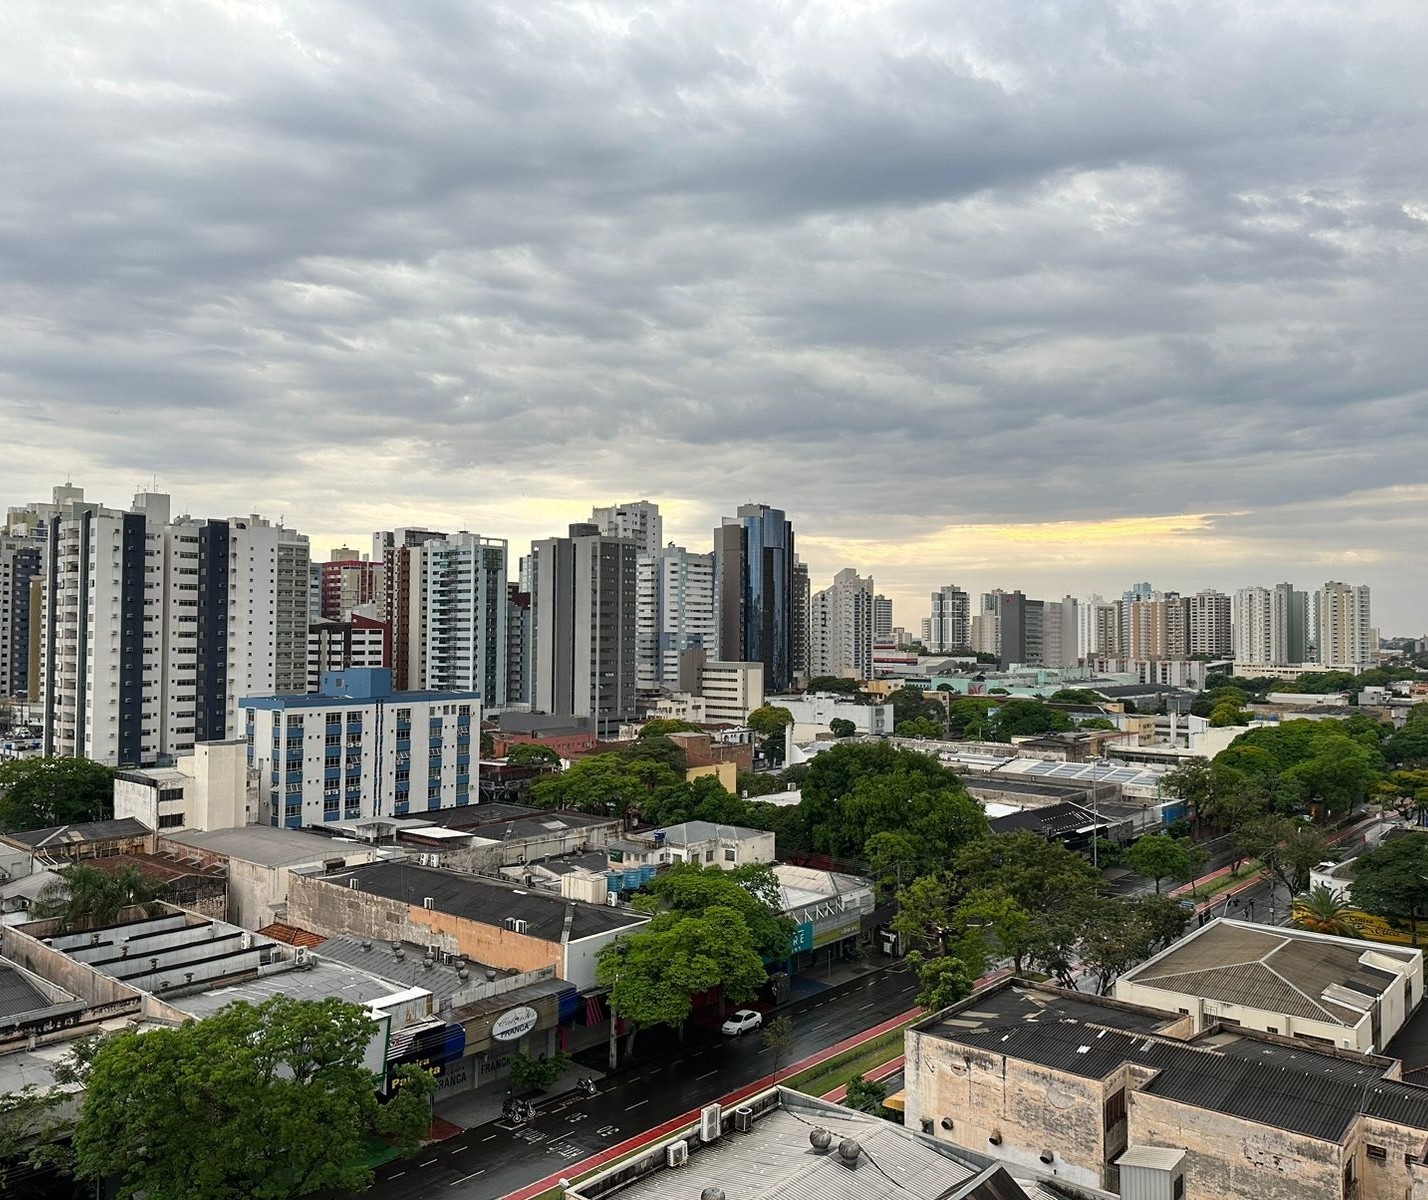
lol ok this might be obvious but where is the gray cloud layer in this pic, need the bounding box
[2,1,1426,628]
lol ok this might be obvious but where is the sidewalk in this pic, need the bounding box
[435,1061,603,1131]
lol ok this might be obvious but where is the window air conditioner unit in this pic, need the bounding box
[665,1140,688,1168]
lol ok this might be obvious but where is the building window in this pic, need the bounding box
[724,849,736,862]
[705,850,714,862]
[1367,1145,1387,1161]
[157,813,186,829]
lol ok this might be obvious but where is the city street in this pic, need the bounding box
[354,965,920,1200]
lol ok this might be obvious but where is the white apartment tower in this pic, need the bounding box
[1233,582,1311,666]
[636,545,715,692]
[590,501,662,558]
[926,585,970,653]
[1316,581,1373,670]
[810,568,874,679]
[872,594,894,643]
[41,488,309,767]
[416,532,509,705]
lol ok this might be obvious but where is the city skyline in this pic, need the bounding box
[3,3,1425,632]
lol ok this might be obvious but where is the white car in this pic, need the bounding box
[721,1009,764,1036]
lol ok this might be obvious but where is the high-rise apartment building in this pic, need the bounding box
[810,568,874,679]
[714,503,796,692]
[373,527,448,691]
[320,548,383,621]
[790,560,810,680]
[925,585,970,653]
[41,488,309,767]
[506,584,532,707]
[590,501,662,557]
[416,532,509,705]
[1079,594,1113,658]
[1123,591,1189,660]
[0,533,44,699]
[1316,581,1373,670]
[970,590,1003,657]
[1043,596,1080,669]
[1234,582,1312,666]
[997,592,1044,668]
[529,523,637,735]
[872,594,894,644]
[636,545,715,692]
[1188,590,1232,658]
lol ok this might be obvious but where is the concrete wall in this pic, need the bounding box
[1356,1114,1428,1200]
[1113,980,1370,1052]
[1128,1088,1343,1200]
[0,921,145,1009]
[904,1029,1114,1191]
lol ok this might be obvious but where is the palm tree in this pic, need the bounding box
[1291,886,1362,938]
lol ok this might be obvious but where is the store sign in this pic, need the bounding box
[491,1005,539,1041]
[790,922,815,953]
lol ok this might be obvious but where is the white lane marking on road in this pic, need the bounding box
[812,1022,829,1031]
[450,1146,466,1155]
[697,1070,717,1080]
[390,1172,406,1180]
[628,1099,649,1110]
[481,1134,497,1142]
[420,1158,438,1167]
[858,1002,875,1010]
[451,1170,485,1185]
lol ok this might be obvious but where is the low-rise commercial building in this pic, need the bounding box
[1114,918,1422,1054]
[0,818,153,866]
[157,825,395,929]
[287,860,649,992]
[906,977,1428,1200]
[767,693,892,741]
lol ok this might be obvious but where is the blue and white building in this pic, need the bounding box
[242,667,480,828]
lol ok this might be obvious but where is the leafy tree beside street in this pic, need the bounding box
[0,757,115,832]
[71,996,433,1200]
[1351,835,1428,945]
[1291,886,1362,937]
[504,742,562,767]
[1124,834,1199,893]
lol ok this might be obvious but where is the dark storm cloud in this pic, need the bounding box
[2,0,1426,627]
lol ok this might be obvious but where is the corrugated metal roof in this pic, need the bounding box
[1115,1146,1186,1170]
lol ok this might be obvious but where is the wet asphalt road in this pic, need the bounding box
[358,965,920,1200]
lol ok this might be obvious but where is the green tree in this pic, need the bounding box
[952,889,1036,974]
[1291,886,1362,937]
[0,757,115,832]
[530,753,680,817]
[638,719,704,739]
[844,1073,890,1116]
[761,1015,796,1081]
[747,706,794,764]
[1077,895,1190,994]
[1161,757,1215,836]
[508,1050,573,1091]
[895,715,943,740]
[946,698,995,740]
[0,1084,72,1185]
[596,906,768,1055]
[829,718,857,738]
[891,873,959,956]
[1351,836,1428,945]
[31,863,168,931]
[805,677,866,699]
[480,731,495,757]
[1124,834,1191,894]
[904,950,976,1011]
[884,687,943,730]
[504,742,561,767]
[953,831,1099,915]
[800,742,987,861]
[639,863,794,961]
[989,700,1072,741]
[1235,816,1328,897]
[71,996,433,1200]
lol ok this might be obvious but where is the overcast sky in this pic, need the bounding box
[4,1,1426,633]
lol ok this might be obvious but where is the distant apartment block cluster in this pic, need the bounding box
[919,578,1376,674]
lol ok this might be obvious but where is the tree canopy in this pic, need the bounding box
[637,862,794,961]
[799,742,987,862]
[0,757,114,832]
[504,742,562,767]
[31,864,167,931]
[71,995,433,1200]
[1351,835,1428,945]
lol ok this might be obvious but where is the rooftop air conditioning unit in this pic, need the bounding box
[665,1140,688,1168]
[734,1106,754,1133]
